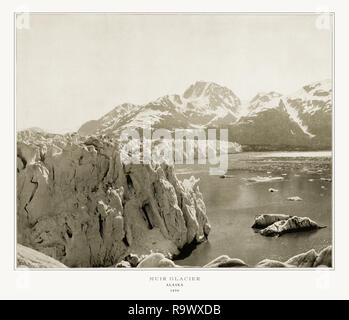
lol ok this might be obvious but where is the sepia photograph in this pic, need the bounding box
[15,13,334,270]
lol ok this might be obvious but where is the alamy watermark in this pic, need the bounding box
[120,127,229,175]
[315,7,332,30]
[16,9,30,30]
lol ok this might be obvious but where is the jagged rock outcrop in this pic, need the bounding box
[17,130,210,267]
[203,255,248,268]
[115,260,132,268]
[255,259,293,268]
[201,246,331,268]
[17,243,332,269]
[255,246,332,268]
[125,253,141,267]
[259,216,325,237]
[17,244,67,268]
[285,249,318,267]
[114,246,332,268]
[313,246,332,267]
[252,214,291,229]
[137,253,177,268]
[252,214,326,237]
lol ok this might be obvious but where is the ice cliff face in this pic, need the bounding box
[17,130,210,267]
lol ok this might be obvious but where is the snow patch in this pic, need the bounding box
[283,99,315,138]
[245,176,284,183]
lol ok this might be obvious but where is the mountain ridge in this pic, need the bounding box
[75,79,332,150]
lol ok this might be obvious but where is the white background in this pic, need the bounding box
[1,0,348,300]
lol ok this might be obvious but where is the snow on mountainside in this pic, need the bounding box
[78,103,142,136]
[78,81,241,135]
[228,97,313,148]
[228,79,332,149]
[182,81,241,127]
[247,92,283,115]
[78,80,332,149]
[283,79,332,147]
[287,79,332,114]
[182,81,241,117]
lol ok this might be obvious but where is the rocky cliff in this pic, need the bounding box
[17,130,210,267]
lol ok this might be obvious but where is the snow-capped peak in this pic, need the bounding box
[183,81,239,103]
[181,81,241,117]
[286,79,332,115]
[302,79,332,95]
[78,79,331,149]
[183,81,212,99]
[248,91,283,115]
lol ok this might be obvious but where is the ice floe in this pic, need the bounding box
[245,176,284,183]
[287,196,303,201]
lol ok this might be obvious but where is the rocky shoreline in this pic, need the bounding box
[17,244,332,269]
[115,246,332,268]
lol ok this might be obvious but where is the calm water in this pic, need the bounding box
[174,151,332,267]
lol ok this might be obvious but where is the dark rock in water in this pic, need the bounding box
[268,188,279,193]
[125,253,140,267]
[219,174,234,179]
[173,240,200,261]
[259,216,326,237]
[252,214,291,229]
[313,246,332,267]
[285,249,318,267]
[203,255,248,268]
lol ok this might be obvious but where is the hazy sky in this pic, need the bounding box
[16,14,333,133]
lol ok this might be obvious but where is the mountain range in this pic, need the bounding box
[78,79,332,150]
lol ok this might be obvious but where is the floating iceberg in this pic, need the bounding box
[287,196,303,201]
[245,176,284,183]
